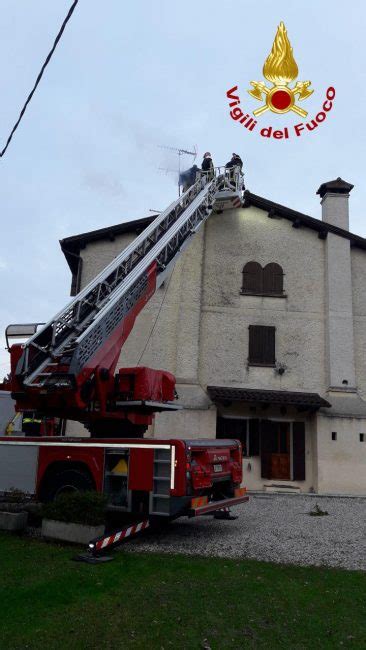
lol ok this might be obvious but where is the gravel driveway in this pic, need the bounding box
[127,494,366,571]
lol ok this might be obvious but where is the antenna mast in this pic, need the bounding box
[158,145,197,196]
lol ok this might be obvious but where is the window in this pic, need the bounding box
[242,261,262,294]
[248,325,276,366]
[217,417,305,480]
[217,418,247,454]
[360,433,364,442]
[332,431,337,441]
[242,262,284,296]
[248,419,260,456]
[263,263,284,295]
[216,418,260,457]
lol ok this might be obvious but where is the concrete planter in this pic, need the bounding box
[0,511,28,531]
[42,519,105,545]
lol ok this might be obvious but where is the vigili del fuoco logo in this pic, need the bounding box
[226,22,335,140]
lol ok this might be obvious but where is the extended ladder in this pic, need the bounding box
[15,168,243,388]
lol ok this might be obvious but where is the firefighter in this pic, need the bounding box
[22,412,42,437]
[225,153,243,187]
[225,152,243,171]
[179,164,199,193]
[201,152,214,181]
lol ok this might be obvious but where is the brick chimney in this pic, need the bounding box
[317,178,356,391]
[317,177,354,230]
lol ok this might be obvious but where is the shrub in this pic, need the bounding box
[42,491,107,526]
[309,503,329,517]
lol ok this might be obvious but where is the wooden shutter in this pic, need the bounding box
[242,262,262,294]
[248,326,276,365]
[260,419,274,478]
[292,422,305,481]
[248,419,260,456]
[263,263,283,295]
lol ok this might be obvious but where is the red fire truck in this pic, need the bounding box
[0,168,248,529]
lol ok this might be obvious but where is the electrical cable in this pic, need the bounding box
[0,0,79,158]
[136,271,174,366]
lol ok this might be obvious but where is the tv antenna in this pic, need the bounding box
[158,144,197,195]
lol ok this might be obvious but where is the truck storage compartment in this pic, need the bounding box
[188,440,242,492]
[149,447,172,515]
[103,450,129,508]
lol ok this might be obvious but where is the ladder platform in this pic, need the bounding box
[213,189,242,212]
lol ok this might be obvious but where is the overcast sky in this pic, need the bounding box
[0,0,365,376]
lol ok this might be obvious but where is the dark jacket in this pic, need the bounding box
[226,155,243,171]
[202,157,213,172]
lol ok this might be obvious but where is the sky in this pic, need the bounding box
[0,0,365,376]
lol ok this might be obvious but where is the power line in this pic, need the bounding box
[0,0,80,158]
[136,272,174,366]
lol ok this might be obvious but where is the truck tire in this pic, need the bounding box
[42,469,95,502]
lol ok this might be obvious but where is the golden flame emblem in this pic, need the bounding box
[248,22,313,117]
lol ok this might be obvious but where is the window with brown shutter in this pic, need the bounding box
[242,262,284,296]
[241,262,262,294]
[248,325,276,366]
[262,263,284,295]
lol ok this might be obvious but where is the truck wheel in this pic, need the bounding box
[42,469,95,502]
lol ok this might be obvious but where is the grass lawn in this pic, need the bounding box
[0,532,365,649]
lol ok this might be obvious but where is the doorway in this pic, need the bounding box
[261,420,291,480]
[216,416,306,482]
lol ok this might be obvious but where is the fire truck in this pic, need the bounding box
[0,168,248,533]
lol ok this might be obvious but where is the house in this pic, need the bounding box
[61,178,366,495]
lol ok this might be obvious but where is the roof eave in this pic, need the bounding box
[243,191,366,251]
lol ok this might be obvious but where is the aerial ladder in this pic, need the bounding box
[8,167,244,437]
[1,167,249,547]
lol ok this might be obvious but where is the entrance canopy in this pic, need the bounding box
[207,387,331,411]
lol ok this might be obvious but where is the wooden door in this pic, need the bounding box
[270,453,290,480]
[261,421,290,480]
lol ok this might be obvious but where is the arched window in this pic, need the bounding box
[242,262,284,296]
[242,261,262,294]
[263,263,284,295]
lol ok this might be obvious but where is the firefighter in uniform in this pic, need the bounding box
[225,153,244,187]
[201,152,214,182]
[22,413,42,436]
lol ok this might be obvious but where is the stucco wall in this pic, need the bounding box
[80,206,328,398]
[77,206,329,436]
[351,248,366,400]
[324,233,356,388]
[199,207,326,394]
[316,413,366,494]
[75,205,366,493]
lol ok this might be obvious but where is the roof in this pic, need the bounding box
[320,392,366,418]
[207,386,331,409]
[60,215,156,275]
[243,190,366,250]
[60,185,366,276]
[316,177,354,198]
